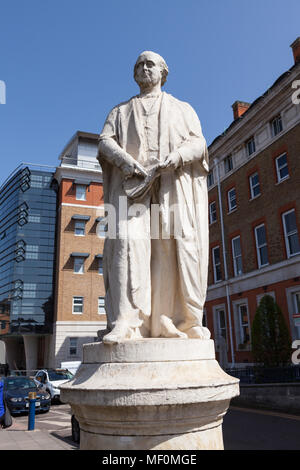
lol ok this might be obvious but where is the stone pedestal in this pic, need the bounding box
[60,339,239,450]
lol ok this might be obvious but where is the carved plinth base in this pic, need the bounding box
[60,339,239,450]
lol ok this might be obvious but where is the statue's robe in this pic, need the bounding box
[98,91,209,336]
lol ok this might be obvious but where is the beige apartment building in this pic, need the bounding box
[48,131,106,368]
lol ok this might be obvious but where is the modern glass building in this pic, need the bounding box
[0,164,57,371]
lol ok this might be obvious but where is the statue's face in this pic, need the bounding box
[134,52,163,88]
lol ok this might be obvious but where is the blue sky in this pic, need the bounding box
[1,0,300,184]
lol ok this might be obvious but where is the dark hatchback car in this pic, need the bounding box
[3,376,51,415]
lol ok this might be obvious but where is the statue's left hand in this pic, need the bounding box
[160,151,182,171]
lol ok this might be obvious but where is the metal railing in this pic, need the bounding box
[0,366,38,378]
[227,365,300,384]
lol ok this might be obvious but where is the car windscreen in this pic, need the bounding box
[5,377,36,390]
[48,370,73,381]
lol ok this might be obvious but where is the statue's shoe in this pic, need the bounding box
[160,315,188,339]
[183,326,211,339]
[102,323,133,344]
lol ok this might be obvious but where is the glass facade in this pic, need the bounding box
[0,166,57,336]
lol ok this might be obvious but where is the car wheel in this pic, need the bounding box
[71,415,80,444]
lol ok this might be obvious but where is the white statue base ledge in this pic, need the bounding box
[60,338,239,450]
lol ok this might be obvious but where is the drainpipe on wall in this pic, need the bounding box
[214,158,235,367]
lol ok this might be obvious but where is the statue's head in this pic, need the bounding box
[134,51,168,88]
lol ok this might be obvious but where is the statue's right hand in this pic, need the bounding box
[121,161,136,178]
[122,161,148,179]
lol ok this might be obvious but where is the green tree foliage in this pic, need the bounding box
[251,295,291,367]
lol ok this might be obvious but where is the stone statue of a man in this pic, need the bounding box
[97,51,210,344]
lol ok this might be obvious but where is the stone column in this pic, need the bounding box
[23,335,38,372]
[60,338,239,450]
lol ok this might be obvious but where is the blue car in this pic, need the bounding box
[3,376,51,415]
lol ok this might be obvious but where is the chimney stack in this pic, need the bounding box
[290,37,300,64]
[232,101,251,120]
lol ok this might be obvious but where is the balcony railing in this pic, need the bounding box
[61,156,102,171]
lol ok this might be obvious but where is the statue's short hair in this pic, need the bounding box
[134,51,169,86]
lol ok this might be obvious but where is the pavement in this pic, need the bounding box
[0,428,78,450]
[0,403,79,450]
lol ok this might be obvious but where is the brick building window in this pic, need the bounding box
[234,303,251,350]
[224,155,233,173]
[293,292,300,317]
[249,172,260,199]
[271,115,283,137]
[76,184,87,201]
[69,337,78,356]
[254,224,269,268]
[214,307,227,351]
[246,137,256,157]
[212,246,222,283]
[282,209,300,257]
[98,297,105,314]
[72,296,84,314]
[207,171,214,188]
[74,220,85,236]
[96,217,107,238]
[209,201,217,224]
[275,153,289,182]
[227,188,237,212]
[74,257,85,274]
[232,236,243,276]
[98,256,103,275]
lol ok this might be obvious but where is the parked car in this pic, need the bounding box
[60,361,81,375]
[33,369,74,401]
[3,376,51,415]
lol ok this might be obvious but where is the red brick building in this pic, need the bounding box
[205,38,300,367]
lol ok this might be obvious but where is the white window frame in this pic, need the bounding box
[69,337,78,356]
[271,115,283,137]
[286,286,300,341]
[98,297,105,314]
[246,137,256,157]
[233,300,251,351]
[72,296,84,314]
[282,209,300,258]
[249,172,260,199]
[207,171,214,188]
[224,155,233,173]
[275,153,289,183]
[97,217,107,239]
[254,224,269,268]
[213,305,228,351]
[232,235,243,276]
[293,291,300,314]
[212,245,222,283]
[209,201,217,224]
[76,184,87,201]
[73,257,85,274]
[228,188,237,212]
[74,220,85,236]
[98,256,103,275]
